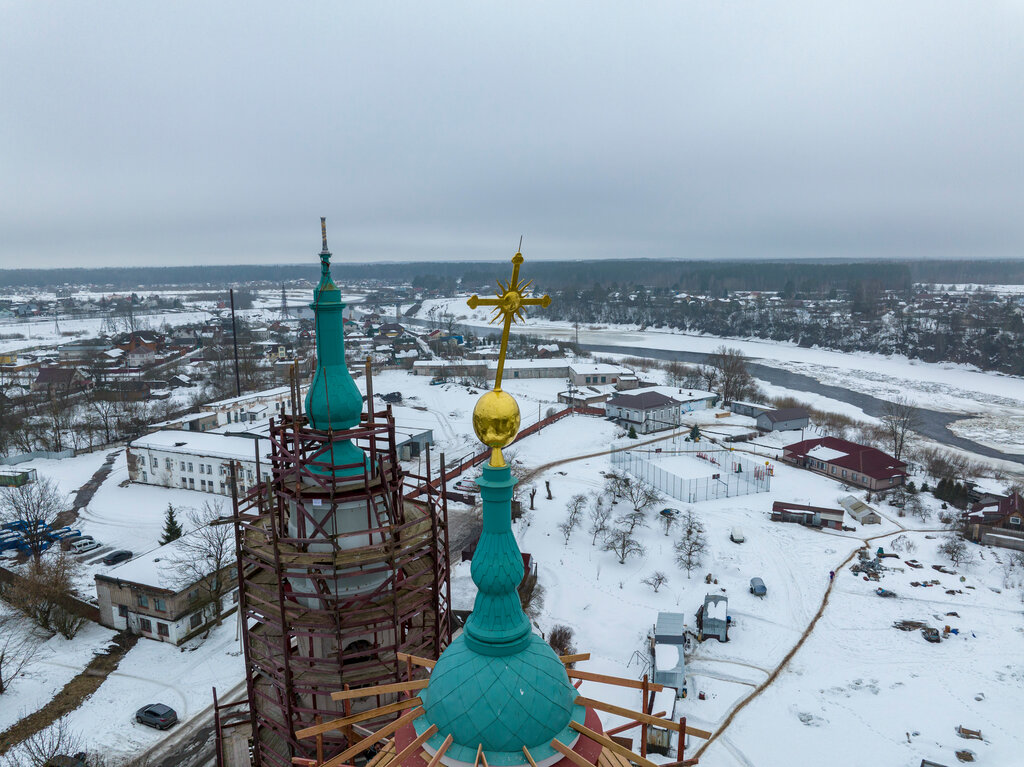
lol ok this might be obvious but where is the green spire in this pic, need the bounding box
[416,462,582,766]
[303,218,366,476]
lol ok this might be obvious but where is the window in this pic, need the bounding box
[831,466,836,474]
[1010,517,1022,526]
[188,462,193,472]
[139,618,152,633]
[118,605,128,618]
[189,478,195,489]
[165,458,172,470]
[246,471,253,482]
[841,470,847,478]
[154,598,166,612]
[600,376,606,383]
[585,376,591,384]
[180,461,186,471]
[151,456,158,468]
[200,480,206,491]
[157,623,169,637]
[206,464,212,474]
[141,471,147,483]
[181,478,187,488]
[189,613,203,629]
[137,594,149,608]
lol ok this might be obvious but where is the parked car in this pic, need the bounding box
[69,538,101,555]
[44,754,88,767]
[659,508,680,518]
[102,549,133,566]
[749,577,767,597]
[51,528,82,540]
[730,527,745,543]
[135,703,178,729]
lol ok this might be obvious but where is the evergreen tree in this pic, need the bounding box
[160,504,184,545]
[689,425,701,442]
[628,425,638,439]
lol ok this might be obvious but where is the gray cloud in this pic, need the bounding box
[2,1,1023,268]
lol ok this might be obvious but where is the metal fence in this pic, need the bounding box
[611,438,771,503]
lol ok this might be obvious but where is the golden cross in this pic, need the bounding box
[467,251,550,391]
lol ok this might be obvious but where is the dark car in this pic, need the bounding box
[45,754,88,767]
[102,549,133,566]
[135,703,178,729]
[921,627,941,643]
[749,577,767,597]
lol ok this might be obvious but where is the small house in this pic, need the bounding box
[652,612,687,697]
[756,407,810,433]
[782,436,907,490]
[771,501,845,530]
[840,495,882,524]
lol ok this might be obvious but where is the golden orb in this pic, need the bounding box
[473,389,521,452]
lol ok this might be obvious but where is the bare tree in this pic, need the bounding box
[641,571,668,593]
[547,624,577,659]
[615,509,649,536]
[0,476,67,561]
[603,528,645,565]
[3,553,86,638]
[674,510,707,578]
[0,613,39,695]
[881,395,919,461]
[707,346,758,403]
[622,477,661,515]
[2,716,82,767]
[565,494,587,529]
[603,471,630,501]
[169,501,235,627]
[938,534,974,568]
[588,495,612,545]
[660,512,678,537]
[905,494,930,522]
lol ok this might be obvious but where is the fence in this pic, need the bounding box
[611,437,771,503]
[0,449,75,465]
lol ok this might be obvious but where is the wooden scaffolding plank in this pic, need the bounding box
[573,697,712,740]
[395,652,436,669]
[426,734,454,767]
[569,720,658,767]
[567,670,665,692]
[560,653,591,665]
[317,706,423,766]
[549,738,595,767]
[295,697,422,740]
[331,678,430,701]
[390,723,438,767]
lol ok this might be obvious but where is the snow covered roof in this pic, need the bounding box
[807,445,848,461]
[654,643,679,671]
[568,362,630,376]
[705,597,727,622]
[97,525,230,593]
[203,385,293,408]
[486,358,569,370]
[130,430,270,463]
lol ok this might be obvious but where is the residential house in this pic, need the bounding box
[568,363,632,386]
[31,367,91,396]
[756,407,810,433]
[782,437,907,490]
[964,492,1024,551]
[605,391,682,434]
[771,501,845,530]
[94,530,238,645]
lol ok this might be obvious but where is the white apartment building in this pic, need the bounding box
[201,385,308,426]
[127,430,272,496]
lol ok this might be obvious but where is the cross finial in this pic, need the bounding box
[320,216,329,255]
[467,249,550,391]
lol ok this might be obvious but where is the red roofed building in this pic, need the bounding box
[782,436,907,490]
[964,492,1024,549]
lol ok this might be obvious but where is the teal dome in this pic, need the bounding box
[414,462,582,766]
[417,633,582,765]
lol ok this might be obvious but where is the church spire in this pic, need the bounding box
[303,218,365,475]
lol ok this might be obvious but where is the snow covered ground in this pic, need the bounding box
[419,295,1024,456]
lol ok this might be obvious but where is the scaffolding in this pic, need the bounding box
[231,386,452,767]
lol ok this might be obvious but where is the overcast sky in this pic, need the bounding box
[2,1,1023,269]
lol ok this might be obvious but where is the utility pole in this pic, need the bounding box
[230,288,241,397]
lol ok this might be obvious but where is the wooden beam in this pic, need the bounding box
[296,697,422,740]
[331,679,430,701]
[474,743,484,767]
[573,697,712,740]
[390,724,438,767]
[560,653,591,664]
[319,707,424,767]
[549,739,595,767]
[570,720,658,767]
[396,651,436,669]
[604,714,666,736]
[426,735,454,767]
[521,746,539,767]
[567,670,664,692]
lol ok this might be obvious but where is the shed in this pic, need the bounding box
[698,594,728,643]
[756,407,810,433]
[729,401,771,418]
[652,611,687,697]
[840,495,882,525]
[654,611,687,644]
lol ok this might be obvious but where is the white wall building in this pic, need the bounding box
[201,385,307,426]
[127,430,272,496]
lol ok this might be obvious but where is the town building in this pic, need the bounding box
[127,430,271,496]
[568,362,632,386]
[771,500,845,530]
[964,491,1024,551]
[94,530,238,645]
[200,385,303,426]
[782,436,907,490]
[729,400,772,418]
[606,390,683,433]
[756,407,810,432]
